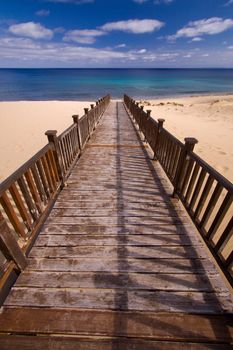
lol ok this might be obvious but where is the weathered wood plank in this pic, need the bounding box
[45,216,189,225]
[57,192,174,203]
[0,335,232,350]
[28,245,207,259]
[49,207,187,218]
[4,287,232,313]
[1,308,232,342]
[34,233,202,247]
[54,199,180,209]
[16,271,225,292]
[26,257,216,274]
[40,223,195,235]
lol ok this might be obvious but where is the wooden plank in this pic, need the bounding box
[49,208,187,218]
[26,257,216,274]
[57,192,173,203]
[40,223,197,236]
[28,245,208,259]
[16,271,226,292]
[0,335,232,350]
[45,216,188,226]
[64,184,171,194]
[34,233,202,247]
[54,199,181,210]
[4,287,232,312]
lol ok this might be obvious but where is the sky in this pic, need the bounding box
[0,0,233,68]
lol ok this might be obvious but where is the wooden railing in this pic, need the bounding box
[124,94,233,287]
[0,94,110,304]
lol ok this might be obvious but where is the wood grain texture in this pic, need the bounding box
[1,335,232,350]
[0,308,232,342]
[0,100,232,348]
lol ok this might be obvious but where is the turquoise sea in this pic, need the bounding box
[0,68,233,101]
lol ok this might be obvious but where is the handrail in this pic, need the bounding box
[124,94,233,287]
[0,94,110,304]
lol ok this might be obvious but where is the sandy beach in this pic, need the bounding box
[0,94,233,183]
[0,101,91,182]
[139,94,233,183]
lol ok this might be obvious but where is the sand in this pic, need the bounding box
[0,101,91,182]
[0,95,233,183]
[139,94,233,183]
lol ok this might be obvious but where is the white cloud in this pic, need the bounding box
[63,29,105,44]
[0,37,40,49]
[138,49,147,53]
[36,9,50,16]
[101,19,164,34]
[133,0,148,3]
[9,22,53,39]
[191,37,203,42]
[115,43,126,48]
[0,36,232,68]
[228,45,233,49]
[169,17,233,40]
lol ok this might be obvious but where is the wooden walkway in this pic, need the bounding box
[0,101,232,349]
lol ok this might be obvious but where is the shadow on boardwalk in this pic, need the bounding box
[94,101,231,349]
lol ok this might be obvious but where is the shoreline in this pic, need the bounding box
[1,91,233,103]
[0,94,233,183]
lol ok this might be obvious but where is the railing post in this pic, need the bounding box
[140,106,146,141]
[96,101,100,123]
[90,104,96,128]
[135,102,140,129]
[0,212,27,271]
[153,118,165,160]
[172,137,198,198]
[45,130,65,187]
[146,110,151,118]
[84,108,91,136]
[72,115,83,153]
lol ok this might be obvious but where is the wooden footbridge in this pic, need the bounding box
[0,95,232,349]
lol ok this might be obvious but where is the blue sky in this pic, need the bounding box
[0,0,233,67]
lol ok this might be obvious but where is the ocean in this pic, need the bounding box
[0,68,233,101]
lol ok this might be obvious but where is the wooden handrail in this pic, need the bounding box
[0,94,110,304]
[124,94,233,287]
